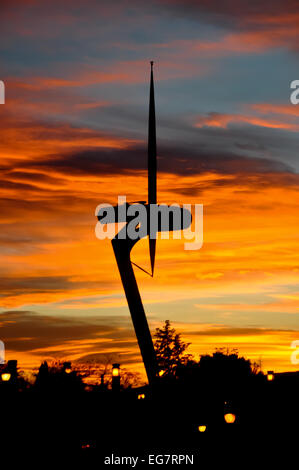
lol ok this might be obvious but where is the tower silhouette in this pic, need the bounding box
[111,64,159,385]
[96,62,192,385]
[148,61,157,276]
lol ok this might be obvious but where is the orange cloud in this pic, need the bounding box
[251,103,299,117]
[195,111,299,131]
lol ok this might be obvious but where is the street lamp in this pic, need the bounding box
[112,363,120,391]
[198,425,207,433]
[267,371,274,382]
[1,360,17,383]
[63,361,72,374]
[1,372,11,382]
[224,413,236,424]
[112,363,120,377]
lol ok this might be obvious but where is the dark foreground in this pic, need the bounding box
[1,372,298,466]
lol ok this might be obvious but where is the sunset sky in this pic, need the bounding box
[1,0,299,378]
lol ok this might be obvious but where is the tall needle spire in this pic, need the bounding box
[148,61,157,276]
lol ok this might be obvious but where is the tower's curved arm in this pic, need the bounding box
[112,232,159,386]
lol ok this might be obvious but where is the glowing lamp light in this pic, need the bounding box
[138,393,145,400]
[198,425,207,433]
[1,372,11,382]
[224,413,236,424]
[267,371,274,382]
[158,370,165,377]
[63,362,71,374]
[112,364,120,377]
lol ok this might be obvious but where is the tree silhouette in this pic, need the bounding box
[154,320,193,376]
[120,370,144,389]
[199,348,253,381]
